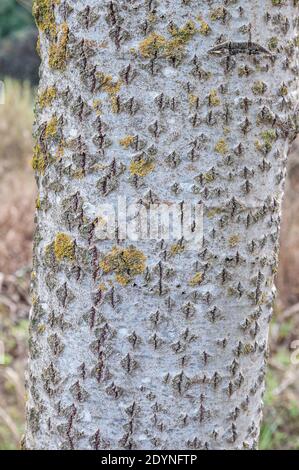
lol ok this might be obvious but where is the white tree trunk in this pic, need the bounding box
[26,0,298,450]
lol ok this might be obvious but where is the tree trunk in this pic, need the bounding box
[26,0,298,450]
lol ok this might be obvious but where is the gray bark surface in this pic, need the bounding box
[26,0,298,450]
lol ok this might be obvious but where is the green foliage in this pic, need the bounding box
[0,0,34,39]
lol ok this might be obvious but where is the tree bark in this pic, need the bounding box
[26,0,298,450]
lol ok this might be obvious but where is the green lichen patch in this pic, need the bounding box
[268,37,279,51]
[54,233,75,261]
[48,23,69,70]
[255,129,278,154]
[37,86,57,108]
[261,129,277,145]
[100,246,146,285]
[252,81,267,95]
[256,129,277,153]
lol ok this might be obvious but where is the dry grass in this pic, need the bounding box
[0,79,36,274]
[0,79,35,448]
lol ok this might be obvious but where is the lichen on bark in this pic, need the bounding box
[26,0,299,451]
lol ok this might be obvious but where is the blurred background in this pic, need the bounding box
[0,0,299,450]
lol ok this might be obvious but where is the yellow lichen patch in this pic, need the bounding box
[203,171,215,183]
[38,86,57,108]
[215,138,228,155]
[48,23,69,70]
[243,343,255,355]
[98,282,107,292]
[96,72,122,113]
[129,158,155,177]
[119,135,135,149]
[208,89,220,106]
[168,20,196,42]
[92,99,102,115]
[279,84,288,96]
[197,17,211,35]
[148,12,157,24]
[228,235,240,247]
[97,72,122,95]
[188,94,199,108]
[54,232,74,261]
[207,208,222,218]
[100,246,146,285]
[170,243,185,256]
[37,324,46,335]
[36,195,41,209]
[55,143,64,160]
[138,32,167,59]
[36,36,41,57]
[45,115,58,139]
[238,65,252,77]
[139,21,197,61]
[189,272,203,287]
[165,21,197,60]
[252,81,267,95]
[72,169,85,179]
[210,6,227,21]
[32,144,46,174]
[254,140,263,152]
[110,95,120,113]
[32,0,60,37]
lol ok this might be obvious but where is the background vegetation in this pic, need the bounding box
[0,1,33,39]
[0,0,299,450]
[0,1,38,84]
